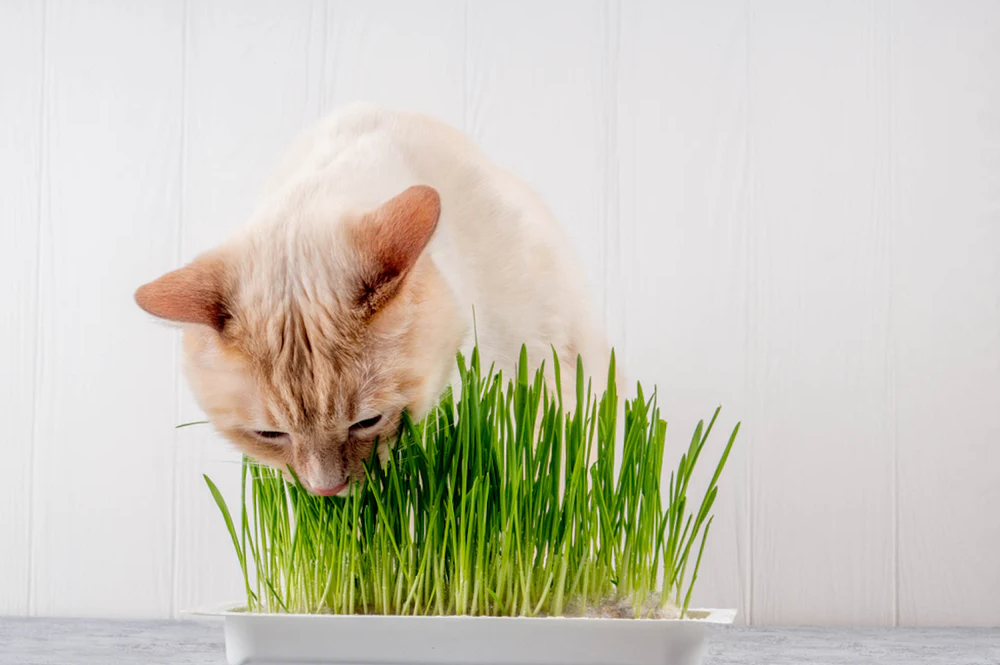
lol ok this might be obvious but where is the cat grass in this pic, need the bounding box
[204,346,739,619]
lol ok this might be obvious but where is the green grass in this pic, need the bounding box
[203,345,739,619]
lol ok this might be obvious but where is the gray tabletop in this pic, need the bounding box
[0,618,997,665]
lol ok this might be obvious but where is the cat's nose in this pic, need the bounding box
[300,451,347,496]
[310,483,347,497]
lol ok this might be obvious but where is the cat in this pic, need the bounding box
[135,103,612,496]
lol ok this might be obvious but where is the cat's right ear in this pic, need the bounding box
[134,257,230,332]
[350,185,441,313]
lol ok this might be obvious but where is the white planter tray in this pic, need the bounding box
[193,604,736,665]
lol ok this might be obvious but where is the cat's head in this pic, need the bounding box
[135,185,462,496]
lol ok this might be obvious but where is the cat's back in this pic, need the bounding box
[258,103,609,384]
[261,103,485,195]
[260,103,580,294]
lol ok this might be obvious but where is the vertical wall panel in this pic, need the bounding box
[466,0,609,323]
[325,0,465,126]
[174,0,326,616]
[30,0,182,617]
[748,0,895,625]
[893,0,1000,627]
[0,0,44,615]
[617,0,749,620]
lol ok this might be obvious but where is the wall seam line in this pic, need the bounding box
[604,0,621,349]
[887,0,900,629]
[170,0,190,620]
[462,0,470,135]
[743,0,754,627]
[26,0,49,618]
[320,0,330,113]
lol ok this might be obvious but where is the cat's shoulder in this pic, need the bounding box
[320,102,393,134]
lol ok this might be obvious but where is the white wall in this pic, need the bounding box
[2,0,998,626]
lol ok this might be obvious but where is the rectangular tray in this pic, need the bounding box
[194,605,736,665]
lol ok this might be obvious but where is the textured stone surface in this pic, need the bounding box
[707,626,1000,665]
[0,619,997,664]
[0,618,222,664]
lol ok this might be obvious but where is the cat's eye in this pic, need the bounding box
[254,430,289,441]
[350,414,382,431]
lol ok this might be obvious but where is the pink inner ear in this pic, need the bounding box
[134,258,228,330]
[362,185,442,279]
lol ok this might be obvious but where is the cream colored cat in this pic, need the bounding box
[135,103,610,496]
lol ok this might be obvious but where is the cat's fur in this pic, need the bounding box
[135,103,610,495]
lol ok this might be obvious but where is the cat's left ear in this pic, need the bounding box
[350,185,441,312]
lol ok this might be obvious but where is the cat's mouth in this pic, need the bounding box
[308,482,348,497]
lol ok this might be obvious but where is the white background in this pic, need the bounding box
[2,0,998,626]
